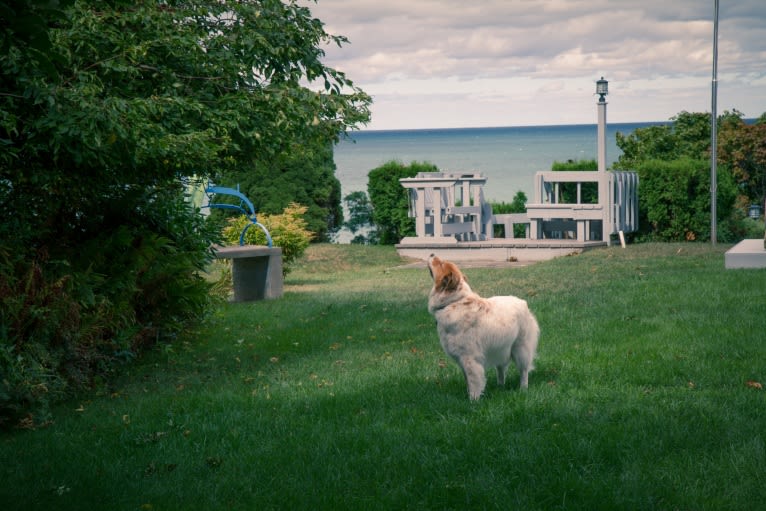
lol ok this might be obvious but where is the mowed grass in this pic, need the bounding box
[2,243,765,510]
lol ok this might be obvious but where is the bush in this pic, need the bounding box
[551,159,598,204]
[220,203,313,275]
[490,191,528,238]
[0,186,217,428]
[551,159,598,171]
[634,158,736,241]
[368,161,438,244]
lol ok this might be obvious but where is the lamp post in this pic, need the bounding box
[596,77,608,172]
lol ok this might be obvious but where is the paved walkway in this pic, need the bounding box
[390,259,538,270]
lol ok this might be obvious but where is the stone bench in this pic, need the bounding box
[212,245,283,302]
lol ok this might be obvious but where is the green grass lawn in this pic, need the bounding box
[2,243,765,510]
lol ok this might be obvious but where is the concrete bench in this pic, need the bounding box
[212,245,283,302]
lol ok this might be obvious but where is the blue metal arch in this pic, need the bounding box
[204,184,273,247]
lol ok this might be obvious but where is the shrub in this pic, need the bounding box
[220,203,313,274]
[490,191,528,238]
[551,159,598,204]
[368,160,438,244]
[551,159,598,171]
[0,186,217,428]
[634,158,736,241]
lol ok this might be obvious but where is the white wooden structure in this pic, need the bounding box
[396,170,638,260]
[399,172,494,244]
[526,170,638,244]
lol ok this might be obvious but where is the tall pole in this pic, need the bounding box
[710,0,719,245]
[597,87,607,172]
[598,97,607,172]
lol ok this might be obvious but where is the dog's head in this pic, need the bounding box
[427,254,464,293]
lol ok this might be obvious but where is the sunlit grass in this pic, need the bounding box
[2,243,765,510]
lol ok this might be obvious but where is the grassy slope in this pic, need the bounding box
[2,243,765,510]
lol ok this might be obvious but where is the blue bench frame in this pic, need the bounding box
[204,184,273,247]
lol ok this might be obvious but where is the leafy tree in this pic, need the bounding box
[0,0,370,425]
[718,117,766,211]
[614,111,712,169]
[614,110,763,241]
[343,190,377,244]
[368,161,437,244]
[218,139,343,241]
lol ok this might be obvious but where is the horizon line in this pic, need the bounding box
[349,120,672,134]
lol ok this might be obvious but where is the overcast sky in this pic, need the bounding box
[300,0,766,130]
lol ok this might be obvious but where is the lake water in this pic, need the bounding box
[333,122,665,203]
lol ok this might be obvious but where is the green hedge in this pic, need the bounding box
[634,158,736,241]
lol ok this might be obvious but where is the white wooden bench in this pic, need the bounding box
[400,172,490,242]
[491,213,530,239]
[212,245,283,302]
[526,170,638,244]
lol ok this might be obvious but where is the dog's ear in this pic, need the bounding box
[439,274,451,292]
[440,263,462,292]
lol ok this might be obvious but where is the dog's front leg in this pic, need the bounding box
[460,358,486,400]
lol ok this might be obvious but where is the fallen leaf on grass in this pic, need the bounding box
[16,414,36,430]
[206,456,224,469]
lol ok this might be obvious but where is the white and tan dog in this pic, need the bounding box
[427,254,539,400]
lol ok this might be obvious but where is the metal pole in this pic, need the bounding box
[710,0,719,245]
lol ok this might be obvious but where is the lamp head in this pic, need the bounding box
[596,77,608,102]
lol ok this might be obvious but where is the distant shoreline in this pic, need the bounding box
[352,121,671,135]
[351,118,759,136]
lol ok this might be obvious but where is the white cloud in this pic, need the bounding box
[304,0,766,129]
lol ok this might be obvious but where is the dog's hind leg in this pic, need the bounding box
[518,367,529,389]
[496,363,509,387]
[512,318,539,390]
[512,343,535,390]
[460,358,486,400]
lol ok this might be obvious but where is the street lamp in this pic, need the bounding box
[596,77,608,171]
[596,77,608,102]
